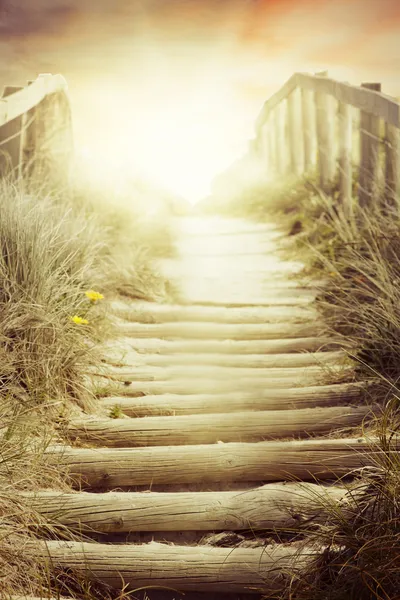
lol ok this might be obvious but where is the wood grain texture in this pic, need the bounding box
[109,336,346,356]
[256,72,400,132]
[101,382,367,416]
[110,300,318,324]
[48,437,376,489]
[115,320,324,341]
[25,483,349,533]
[0,74,68,126]
[37,540,318,593]
[113,350,347,369]
[68,406,370,447]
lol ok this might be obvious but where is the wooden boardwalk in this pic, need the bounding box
[39,216,374,599]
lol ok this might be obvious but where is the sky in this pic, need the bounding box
[1,0,400,202]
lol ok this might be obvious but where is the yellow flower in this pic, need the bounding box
[70,315,89,325]
[85,290,104,302]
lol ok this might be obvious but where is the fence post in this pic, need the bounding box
[301,88,314,172]
[287,88,303,175]
[358,82,381,207]
[274,103,285,175]
[384,122,399,206]
[267,115,276,177]
[315,72,335,191]
[338,101,353,212]
[0,85,25,179]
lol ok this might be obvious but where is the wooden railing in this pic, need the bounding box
[0,73,73,181]
[254,72,400,210]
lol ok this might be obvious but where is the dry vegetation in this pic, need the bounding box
[211,174,400,599]
[0,171,175,599]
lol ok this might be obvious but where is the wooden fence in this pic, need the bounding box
[254,71,400,211]
[0,73,73,182]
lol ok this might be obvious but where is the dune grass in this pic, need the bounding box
[231,177,400,600]
[0,171,174,599]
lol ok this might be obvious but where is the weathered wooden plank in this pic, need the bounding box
[287,88,303,175]
[338,101,353,210]
[110,300,318,324]
[297,73,400,128]
[101,382,367,417]
[0,74,68,126]
[117,350,347,369]
[111,336,346,355]
[315,73,336,190]
[115,321,324,341]
[36,540,318,594]
[0,85,24,177]
[25,483,349,533]
[384,122,399,205]
[301,87,315,171]
[67,406,369,447]
[107,371,339,396]
[256,72,400,135]
[100,363,344,384]
[358,83,382,207]
[49,438,378,489]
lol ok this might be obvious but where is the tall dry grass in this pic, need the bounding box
[0,170,175,598]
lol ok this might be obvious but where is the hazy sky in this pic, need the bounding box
[1,0,399,200]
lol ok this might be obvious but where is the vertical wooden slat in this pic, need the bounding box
[358,82,381,207]
[301,88,314,172]
[267,114,276,177]
[287,89,303,175]
[315,72,335,191]
[274,104,285,175]
[0,85,24,178]
[384,122,399,206]
[261,122,270,177]
[338,101,353,212]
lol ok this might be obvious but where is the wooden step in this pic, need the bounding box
[115,320,323,340]
[111,300,318,324]
[67,406,369,447]
[109,336,346,355]
[24,483,348,533]
[106,371,339,396]
[49,437,377,489]
[101,382,368,416]
[168,290,317,307]
[112,350,347,369]
[100,363,347,384]
[35,540,317,594]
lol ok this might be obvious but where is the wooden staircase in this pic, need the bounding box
[34,216,375,599]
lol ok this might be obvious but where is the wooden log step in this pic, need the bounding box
[125,350,347,369]
[36,540,317,594]
[67,406,369,447]
[101,363,347,384]
[111,336,346,355]
[49,437,379,489]
[25,483,348,533]
[111,300,318,324]
[168,290,317,307]
[101,382,368,416]
[115,321,324,340]
[107,370,341,396]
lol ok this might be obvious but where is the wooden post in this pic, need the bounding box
[0,85,24,178]
[261,122,270,177]
[358,82,381,207]
[267,115,276,177]
[314,72,336,191]
[274,103,285,175]
[338,101,353,212]
[384,122,399,206]
[301,88,314,172]
[287,88,303,175]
